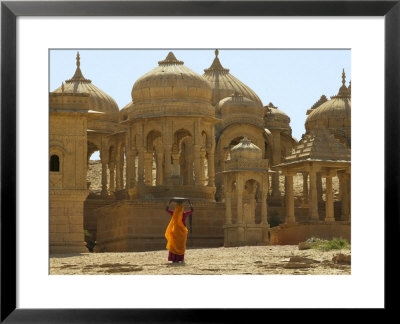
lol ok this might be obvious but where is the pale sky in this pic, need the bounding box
[50,49,351,159]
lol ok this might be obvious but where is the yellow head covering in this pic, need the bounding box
[165,204,188,255]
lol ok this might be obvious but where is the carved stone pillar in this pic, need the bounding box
[144,152,153,186]
[236,175,243,224]
[309,168,319,221]
[271,129,281,199]
[285,172,296,223]
[324,174,335,222]
[156,150,164,185]
[200,148,207,185]
[136,129,145,185]
[261,174,269,225]
[126,151,135,189]
[137,148,145,184]
[317,172,323,203]
[342,173,351,221]
[100,147,108,196]
[119,149,124,189]
[183,144,194,185]
[225,175,232,225]
[171,152,180,177]
[109,162,115,193]
[208,126,216,187]
[338,173,344,201]
[115,150,121,191]
[125,150,130,190]
[207,151,215,187]
[125,130,134,189]
[164,145,172,184]
[302,172,309,204]
[101,160,108,196]
[249,195,256,225]
[193,144,202,186]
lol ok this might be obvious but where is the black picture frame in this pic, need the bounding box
[1,0,397,322]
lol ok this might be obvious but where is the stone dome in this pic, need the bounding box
[203,50,263,107]
[230,137,262,160]
[305,70,351,144]
[120,101,134,121]
[52,52,119,114]
[216,92,262,117]
[264,102,290,123]
[263,102,291,135]
[131,52,212,104]
[306,95,328,115]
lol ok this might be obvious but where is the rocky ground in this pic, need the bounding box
[50,245,350,275]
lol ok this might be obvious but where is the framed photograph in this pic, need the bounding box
[1,0,397,321]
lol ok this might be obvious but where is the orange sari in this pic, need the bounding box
[165,205,188,255]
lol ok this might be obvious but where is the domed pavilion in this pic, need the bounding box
[123,51,219,202]
[305,69,351,147]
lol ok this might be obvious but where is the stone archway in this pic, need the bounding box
[173,128,193,185]
[146,130,163,186]
[243,179,261,224]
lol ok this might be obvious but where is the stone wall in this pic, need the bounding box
[268,222,351,245]
[49,192,88,254]
[84,199,115,241]
[95,201,225,252]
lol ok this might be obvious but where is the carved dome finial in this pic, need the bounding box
[335,69,350,98]
[76,51,80,68]
[342,68,346,86]
[66,52,91,83]
[204,49,229,73]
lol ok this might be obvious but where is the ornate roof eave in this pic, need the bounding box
[273,159,351,169]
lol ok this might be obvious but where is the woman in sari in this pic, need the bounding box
[165,199,193,264]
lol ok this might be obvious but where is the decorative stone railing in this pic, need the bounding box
[224,159,269,171]
[49,93,90,111]
[128,102,216,119]
[128,184,216,202]
[219,116,264,130]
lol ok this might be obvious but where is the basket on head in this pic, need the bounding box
[171,197,189,203]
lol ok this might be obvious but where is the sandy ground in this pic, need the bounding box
[50,245,350,275]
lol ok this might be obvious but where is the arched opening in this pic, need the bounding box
[87,141,102,193]
[116,144,126,191]
[173,129,193,185]
[146,130,162,186]
[243,179,260,224]
[108,146,116,193]
[50,154,60,172]
[179,137,194,185]
[201,131,209,186]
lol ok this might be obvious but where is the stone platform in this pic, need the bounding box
[268,221,351,245]
[95,200,225,252]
